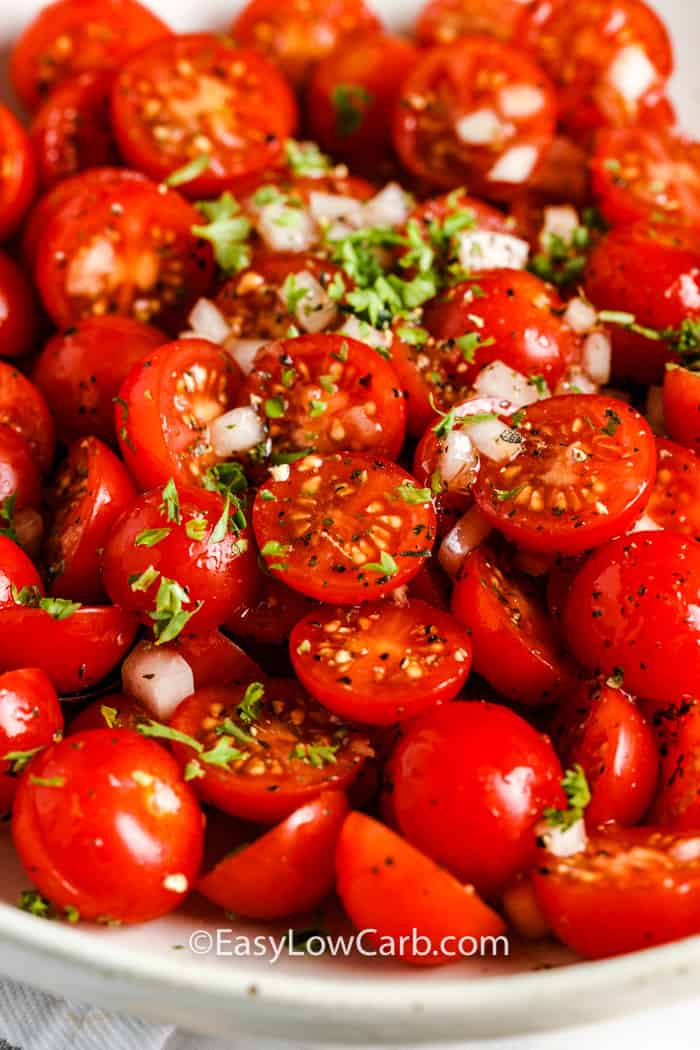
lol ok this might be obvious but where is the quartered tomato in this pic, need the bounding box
[645,438,700,537]
[451,545,570,706]
[0,668,63,815]
[416,0,534,45]
[0,362,55,475]
[0,426,42,515]
[111,34,297,196]
[198,790,347,918]
[564,531,700,704]
[473,395,656,555]
[253,452,436,604]
[43,437,137,604]
[237,333,406,460]
[12,728,203,923]
[168,680,371,822]
[648,700,700,830]
[33,169,214,331]
[533,828,700,959]
[393,37,556,197]
[336,812,506,966]
[115,338,241,492]
[226,572,317,646]
[0,253,39,362]
[0,537,44,610]
[663,366,700,453]
[0,104,37,243]
[290,599,472,726]
[231,0,382,88]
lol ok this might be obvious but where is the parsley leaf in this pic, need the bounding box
[193,192,252,273]
[165,154,210,187]
[237,681,265,724]
[284,139,331,177]
[135,527,171,548]
[160,479,181,525]
[394,481,431,504]
[289,742,339,768]
[148,576,201,644]
[331,83,373,136]
[363,550,398,577]
[543,765,591,831]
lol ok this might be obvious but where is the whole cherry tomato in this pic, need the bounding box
[0,253,39,361]
[0,361,55,475]
[663,366,700,453]
[0,668,63,815]
[0,537,44,611]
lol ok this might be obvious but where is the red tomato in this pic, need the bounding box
[336,812,505,966]
[520,0,674,138]
[111,34,297,196]
[32,316,165,447]
[416,0,534,45]
[171,630,264,689]
[407,560,451,611]
[115,338,241,491]
[563,531,700,704]
[0,426,42,515]
[33,169,214,331]
[411,410,477,536]
[0,537,44,611]
[0,363,55,475]
[407,188,513,241]
[198,791,347,918]
[645,438,700,537]
[0,668,63,815]
[30,71,119,190]
[533,828,700,958]
[648,700,700,830]
[524,135,591,206]
[663,366,700,453]
[43,437,137,604]
[12,728,203,923]
[0,104,38,242]
[290,599,472,726]
[68,693,150,734]
[10,0,171,111]
[0,253,39,361]
[392,38,556,197]
[451,545,570,706]
[0,604,137,694]
[237,333,406,460]
[231,0,382,88]
[102,485,256,635]
[168,680,371,823]
[253,452,436,604]
[550,681,658,827]
[384,701,565,898]
[226,572,317,646]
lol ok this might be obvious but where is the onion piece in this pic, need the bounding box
[210,406,266,456]
[457,230,529,272]
[122,642,195,722]
[256,202,315,252]
[187,298,230,344]
[467,416,523,463]
[499,84,545,119]
[541,205,580,249]
[536,817,587,858]
[473,360,541,409]
[438,429,478,491]
[455,108,504,145]
[582,331,612,385]
[564,296,597,334]
[223,337,267,375]
[439,506,492,578]
[607,44,657,103]
[283,270,338,333]
[308,192,365,228]
[487,145,538,184]
[555,366,598,396]
[338,315,393,352]
[363,183,412,228]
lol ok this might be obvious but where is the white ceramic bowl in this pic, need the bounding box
[1,0,700,1041]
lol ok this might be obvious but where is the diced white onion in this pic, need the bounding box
[499,84,545,119]
[187,298,230,344]
[473,360,541,409]
[270,463,290,482]
[467,416,522,462]
[439,506,492,578]
[607,44,657,103]
[308,192,365,228]
[338,315,393,352]
[223,337,267,375]
[284,271,338,333]
[362,183,412,228]
[564,296,598,334]
[438,429,478,490]
[487,145,538,184]
[541,205,580,249]
[629,512,664,534]
[455,108,504,145]
[582,331,612,385]
[257,202,315,252]
[122,642,195,722]
[210,406,266,456]
[536,817,587,858]
[555,366,598,396]
[457,230,529,272]
[646,384,665,434]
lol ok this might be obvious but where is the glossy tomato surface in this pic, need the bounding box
[0,668,63,815]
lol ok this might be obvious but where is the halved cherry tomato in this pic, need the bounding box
[663,366,700,453]
[43,437,137,604]
[34,170,214,331]
[198,790,347,918]
[564,531,700,704]
[473,395,656,555]
[253,452,436,604]
[0,363,55,475]
[111,34,297,196]
[168,680,371,822]
[0,426,42,515]
[290,599,472,725]
[12,728,203,923]
[392,37,556,197]
[226,572,317,646]
[0,253,39,361]
[0,668,63,815]
[0,538,44,611]
[115,338,241,491]
[231,0,382,88]
[237,333,406,460]
[30,71,119,190]
[68,693,150,735]
[648,700,700,830]
[383,701,564,898]
[0,104,37,242]
[33,316,165,447]
[545,555,582,636]
[533,828,700,959]
[645,438,700,537]
[336,811,506,966]
[172,630,264,688]
[451,545,570,706]
[0,604,137,694]
[416,0,534,45]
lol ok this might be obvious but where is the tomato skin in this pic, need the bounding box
[384,701,564,899]
[0,668,63,815]
[416,0,534,45]
[68,693,150,734]
[0,363,55,476]
[0,425,42,514]
[564,532,700,705]
[198,791,347,919]
[533,828,700,959]
[171,630,264,689]
[44,437,137,604]
[336,812,506,966]
[0,104,38,243]
[0,538,44,611]
[646,438,700,537]
[12,728,203,923]
[33,316,165,447]
[663,367,700,453]
[0,253,39,362]
[648,701,700,830]
[226,572,317,647]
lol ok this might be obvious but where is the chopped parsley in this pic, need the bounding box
[543,765,591,831]
[394,481,431,504]
[289,742,339,767]
[135,527,171,548]
[363,550,398,577]
[192,192,252,273]
[160,479,181,525]
[236,682,265,725]
[331,83,373,136]
[148,576,201,644]
[165,154,211,187]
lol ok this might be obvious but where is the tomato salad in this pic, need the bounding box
[0,0,699,965]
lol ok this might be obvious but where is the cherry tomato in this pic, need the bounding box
[393,37,556,197]
[12,728,203,923]
[34,169,214,331]
[111,34,297,196]
[32,316,165,447]
[172,630,264,689]
[0,104,38,242]
[524,135,591,206]
[416,0,534,45]
[645,438,700,537]
[237,333,406,460]
[102,485,256,635]
[115,338,241,491]
[0,363,55,475]
[411,406,482,536]
[648,700,700,830]
[290,599,472,726]
[663,366,700,453]
[533,827,700,958]
[0,426,42,515]
[30,71,119,190]
[563,531,700,704]
[43,437,137,604]
[10,0,171,111]
[384,701,565,898]
[198,790,347,918]
[226,572,317,646]
[231,0,382,88]
[68,693,150,735]
[407,560,451,611]
[253,452,436,604]
[0,537,43,611]
[473,395,656,555]
[168,680,371,823]
[451,545,570,706]
[336,811,505,966]
[0,253,39,361]
[0,668,63,815]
